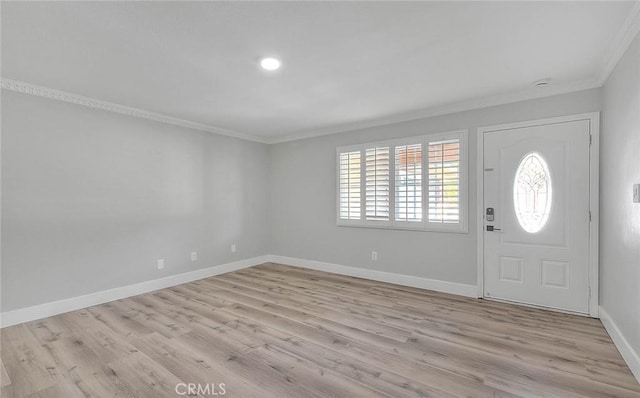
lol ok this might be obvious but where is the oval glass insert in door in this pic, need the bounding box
[513,152,552,233]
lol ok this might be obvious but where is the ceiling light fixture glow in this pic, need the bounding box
[260,57,281,71]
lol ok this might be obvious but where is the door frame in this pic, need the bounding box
[476,112,600,317]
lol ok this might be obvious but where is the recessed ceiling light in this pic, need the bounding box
[533,78,551,88]
[260,57,281,71]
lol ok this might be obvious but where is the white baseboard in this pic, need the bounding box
[5,253,636,383]
[0,255,270,328]
[0,254,480,328]
[267,255,478,298]
[599,306,640,383]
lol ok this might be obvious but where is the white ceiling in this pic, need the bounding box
[2,1,636,142]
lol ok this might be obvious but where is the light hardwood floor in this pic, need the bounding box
[1,263,639,397]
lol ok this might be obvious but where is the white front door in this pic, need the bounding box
[482,119,591,314]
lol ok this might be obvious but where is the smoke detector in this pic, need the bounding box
[533,78,551,88]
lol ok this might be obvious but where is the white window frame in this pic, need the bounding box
[425,131,468,233]
[392,137,425,230]
[364,145,393,227]
[336,130,468,233]
[337,149,365,227]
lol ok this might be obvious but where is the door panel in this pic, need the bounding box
[483,120,590,314]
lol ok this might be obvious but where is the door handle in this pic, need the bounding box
[486,225,502,231]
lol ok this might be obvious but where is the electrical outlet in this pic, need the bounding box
[231,244,237,253]
[634,184,640,203]
[191,252,197,261]
[157,259,165,270]
[371,251,378,261]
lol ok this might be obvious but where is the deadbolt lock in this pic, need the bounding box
[486,207,495,222]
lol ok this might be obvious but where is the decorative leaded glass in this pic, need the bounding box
[513,152,552,233]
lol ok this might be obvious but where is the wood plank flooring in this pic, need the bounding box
[1,263,638,397]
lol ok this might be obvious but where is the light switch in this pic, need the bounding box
[634,184,640,203]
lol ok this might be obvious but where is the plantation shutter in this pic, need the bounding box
[427,138,460,223]
[338,151,362,220]
[365,146,390,221]
[395,144,423,222]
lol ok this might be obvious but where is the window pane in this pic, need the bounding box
[365,147,390,221]
[428,138,460,223]
[339,151,361,220]
[513,152,552,233]
[395,144,422,222]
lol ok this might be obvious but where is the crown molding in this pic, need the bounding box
[2,76,600,146]
[1,78,267,144]
[4,3,638,146]
[265,77,601,144]
[265,1,640,144]
[597,0,640,85]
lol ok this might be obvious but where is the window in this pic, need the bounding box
[365,147,390,221]
[395,144,422,222]
[428,138,460,224]
[338,151,361,220]
[513,152,552,233]
[336,131,467,232]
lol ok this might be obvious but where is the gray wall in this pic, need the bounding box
[0,85,607,313]
[268,89,601,285]
[601,33,640,353]
[1,90,269,312]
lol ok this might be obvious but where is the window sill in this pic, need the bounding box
[336,222,469,234]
